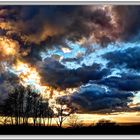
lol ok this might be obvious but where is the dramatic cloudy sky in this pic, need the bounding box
[1,5,140,119]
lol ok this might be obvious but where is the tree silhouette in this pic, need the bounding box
[55,98,76,128]
[2,85,25,125]
[2,85,54,126]
[96,119,116,126]
[67,114,83,128]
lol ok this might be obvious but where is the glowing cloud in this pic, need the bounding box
[0,37,19,60]
[11,60,47,94]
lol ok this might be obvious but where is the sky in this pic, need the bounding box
[1,5,140,123]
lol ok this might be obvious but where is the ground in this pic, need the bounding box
[0,124,140,135]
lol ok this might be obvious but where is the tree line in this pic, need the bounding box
[0,85,76,127]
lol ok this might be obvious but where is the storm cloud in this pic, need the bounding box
[38,58,109,89]
[59,84,134,113]
[1,5,140,114]
[103,46,140,70]
[113,6,140,42]
[2,5,140,65]
[98,74,140,91]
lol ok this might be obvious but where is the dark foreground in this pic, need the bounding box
[0,125,140,135]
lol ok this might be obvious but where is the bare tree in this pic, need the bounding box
[3,85,25,125]
[2,85,54,126]
[23,86,34,125]
[67,114,83,128]
[46,107,54,126]
[55,98,76,128]
[38,99,53,126]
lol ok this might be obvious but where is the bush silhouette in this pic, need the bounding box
[96,119,116,126]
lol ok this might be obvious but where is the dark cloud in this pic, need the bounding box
[98,74,140,91]
[1,6,140,63]
[38,58,109,89]
[2,5,140,68]
[59,84,133,113]
[113,6,140,42]
[1,5,112,42]
[103,46,140,70]
[0,5,117,65]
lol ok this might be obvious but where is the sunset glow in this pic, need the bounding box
[0,37,19,58]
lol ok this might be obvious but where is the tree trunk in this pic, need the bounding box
[59,121,62,128]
